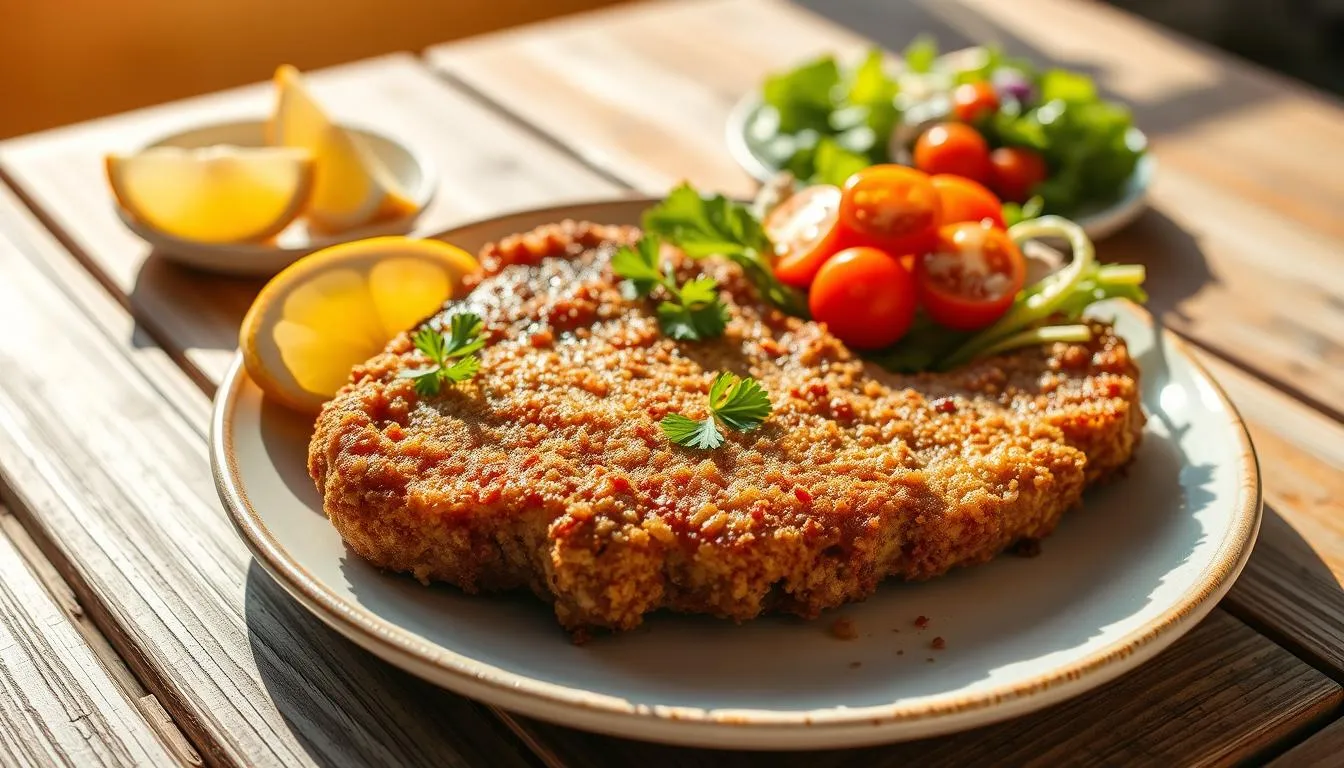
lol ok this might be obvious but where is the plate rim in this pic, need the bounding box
[210,197,1261,747]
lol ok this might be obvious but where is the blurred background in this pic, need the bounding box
[2,0,1340,139]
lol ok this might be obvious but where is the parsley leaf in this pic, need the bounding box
[659,413,725,450]
[659,371,773,450]
[642,183,809,318]
[707,372,772,432]
[398,312,485,395]
[612,234,729,341]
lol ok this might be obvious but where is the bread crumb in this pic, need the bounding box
[931,636,946,650]
[848,661,862,669]
[831,617,859,640]
[914,615,930,629]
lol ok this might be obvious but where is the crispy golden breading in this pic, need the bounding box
[309,221,1144,635]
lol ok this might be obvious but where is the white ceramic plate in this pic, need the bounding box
[115,119,436,277]
[725,88,1155,241]
[212,199,1259,750]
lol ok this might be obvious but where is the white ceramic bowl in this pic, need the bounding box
[725,92,1155,241]
[114,119,435,277]
[213,198,1259,750]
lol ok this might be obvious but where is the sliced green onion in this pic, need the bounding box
[971,324,1093,359]
[942,216,1095,367]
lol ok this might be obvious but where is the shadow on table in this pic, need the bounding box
[128,250,261,354]
[242,561,528,768]
[789,0,1282,139]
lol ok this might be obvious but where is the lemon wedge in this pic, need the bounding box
[240,236,481,413]
[106,146,314,243]
[268,65,418,234]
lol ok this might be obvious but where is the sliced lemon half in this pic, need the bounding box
[268,65,418,234]
[239,236,481,413]
[106,145,314,243]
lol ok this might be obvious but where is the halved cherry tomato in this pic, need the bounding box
[915,222,1027,331]
[913,123,992,184]
[809,246,917,349]
[930,174,1005,229]
[765,184,848,287]
[952,81,999,123]
[989,146,1048,203]
[837,165,941,257]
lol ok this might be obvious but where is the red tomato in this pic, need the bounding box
[916,222,1027,331]
[989,146,1048,203]
[809,246,918,349]
[837,165,941,257]
[913,123,992,184]
[765,184,849,287]
[952,81,999,123]
[930,174,1005,229]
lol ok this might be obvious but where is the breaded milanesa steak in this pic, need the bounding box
[309,221,1144,635]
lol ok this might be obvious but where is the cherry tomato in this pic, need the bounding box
[765,184,850,287]
[837,165,941,258]
[916,222,1027,331]
[913,123,992,184]
[952,81,1000,123]
[809,246,917,350]
[989,146,1048,203]
[930,174,1005,229]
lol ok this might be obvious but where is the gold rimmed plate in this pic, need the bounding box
[211,199,1259,750]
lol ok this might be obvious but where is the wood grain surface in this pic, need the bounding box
[1271,716,1344,767]
[0,506,179,768]
[0,53,621,387]
[0,186,538,768]
[491,611,1343,767]
[426,0,1344,419]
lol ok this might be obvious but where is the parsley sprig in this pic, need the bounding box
[660,372,772,449]
[612,234,730,341]
[398,312,485,396]
[642,183,808,318]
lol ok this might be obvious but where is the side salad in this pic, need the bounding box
[747,38,1146,222]
[640,164,1146,371]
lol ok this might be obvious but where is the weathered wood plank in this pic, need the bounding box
[0,506,179,768]
[1271,716,1344,767]
[482,611,1342,767]
[0,53,621,386]
[0,186,538,768]
[425,0,1344,418]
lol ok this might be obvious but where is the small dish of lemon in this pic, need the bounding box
[107,66,435,276]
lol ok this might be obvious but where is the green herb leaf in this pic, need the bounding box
[659,413,725,450]
[762,55,841,134]
[659,371,772,449]
[813,137,871,186]
[411,326,447,365]
[676,276,720,308]
[707,371,772,432]
[440,354,481,383]
[611,236,664,297]
[1040,69,1097,102]
[643,183,809,317]
[402,312,485,395]
[657,300,729,341]
[903,34,938,74]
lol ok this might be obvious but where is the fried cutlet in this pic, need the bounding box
[309,221,1144,635]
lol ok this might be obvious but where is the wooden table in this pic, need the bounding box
[0,0,1342,765]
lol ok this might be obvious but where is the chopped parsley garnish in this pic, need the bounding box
[660,371,772,450]
[612,234,730,341]
[398,312,485,396]
[642,183,809,318]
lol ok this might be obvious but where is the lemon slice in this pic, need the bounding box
[106,146,314,243]
[240,236,481,413]
[268,65,418,234]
